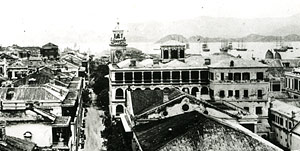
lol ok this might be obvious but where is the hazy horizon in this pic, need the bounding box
[1,0,300,52]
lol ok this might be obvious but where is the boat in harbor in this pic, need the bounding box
[220,40,231,52]
[273,37,291,52]
[236,40,247,51]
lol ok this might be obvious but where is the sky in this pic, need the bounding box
[0,0,300,50]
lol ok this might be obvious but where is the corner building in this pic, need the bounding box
[108,22,271,134]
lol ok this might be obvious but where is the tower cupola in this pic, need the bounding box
[110,21,128,64]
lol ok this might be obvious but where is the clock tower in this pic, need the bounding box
[110,21,127,64]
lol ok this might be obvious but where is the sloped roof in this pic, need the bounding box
[161,40,186,46]
[0,136,37,151]
[113,53,260,69]
[281,59,300,67]
[0,85,68,102]
[271,100,300,122]
[275,51,282,59]
[42,42,58,49]
[209,57,268,68]
[131,89,164,115]
[134,111,281,151]
[265,50,274,59]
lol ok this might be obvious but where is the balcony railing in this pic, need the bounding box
[52,141,69,149]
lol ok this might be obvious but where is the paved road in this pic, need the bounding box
[82,89,106,151]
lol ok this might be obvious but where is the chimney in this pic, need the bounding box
[292,111,296,119]
[0,121,6,142]
[163,89,169,103]
[129,59,136,67]
[204,58,211,65]
[153,59,159,65]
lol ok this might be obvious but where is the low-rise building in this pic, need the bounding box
[269,99,300,150]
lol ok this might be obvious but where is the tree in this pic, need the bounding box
[92,77,109,95]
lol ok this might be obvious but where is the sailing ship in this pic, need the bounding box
[273,37,291,52]
[202,39,210,52]
[220,40,232,52]
[236,39,247,51]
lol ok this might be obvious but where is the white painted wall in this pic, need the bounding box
[6,123,52,147]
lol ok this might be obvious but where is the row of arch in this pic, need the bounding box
[115,86,209,99]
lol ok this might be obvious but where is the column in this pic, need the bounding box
[161,71,163,84]
[123,72,125,84]
[189,70,191,83]
[168,48,171,60]
[142,71,144,83]
[132,71,135,84]
[151,71,153,84]
[170,71,173,84]
[180,71,182,84]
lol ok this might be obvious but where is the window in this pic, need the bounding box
[200,71,209,82]
[228,73,233,80]
[179,49,184,58]
[115,88,124,99]
[210,72,214,81]
[243,90,249,98]
[270,114,275,121]
[234,73,241,81]
[283,62,290,67]
[172,71,180,82]
[294,95,299,99]
[272,83,281,91]
[235,90,240,98]
[258,90,263,99]
[244,107,249,112]
[162,72,170,82]
[280,118,283,126]
[144,72,152,83]
[163,50,169,59]
[115,72,123,83]
[242,72,250,81]
[289,122,292,129]
[256,107,262,115]
[257,72,264,80]
[221,73,224,80]
[153,72,161,83]
[182,71,189,82]
[125,72,133,83]
[219,90,225,98]
[228,90,233,97]
[295,79,298,90]
[191,71,199,82]
[134,72,142,83]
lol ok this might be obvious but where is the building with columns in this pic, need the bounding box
[285,67,300,99]
[107,23,273,137]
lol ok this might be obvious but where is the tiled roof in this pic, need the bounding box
[113,53,267,69]
[131,89,164,115]
[0,136,37,151]
[0,85,68,103]
[42,42,58,49]
[62,91,78,107]
[134,111,281,151]
[209,57,268,68]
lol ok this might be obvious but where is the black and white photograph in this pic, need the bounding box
[0,0,300,150]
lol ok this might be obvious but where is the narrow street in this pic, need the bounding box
[82,89,106,151]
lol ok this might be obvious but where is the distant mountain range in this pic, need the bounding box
[126,14,300,42]
[155,34,300,43]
